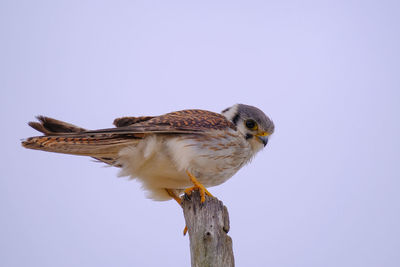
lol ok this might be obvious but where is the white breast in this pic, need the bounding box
[116,129,253,201]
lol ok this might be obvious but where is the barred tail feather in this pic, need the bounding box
[22,116,141,158]
[22,135,139,157]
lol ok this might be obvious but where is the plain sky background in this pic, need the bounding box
[1,1,399,266]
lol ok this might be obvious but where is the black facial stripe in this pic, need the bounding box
[245,134,253,140]
[232,114,240,125]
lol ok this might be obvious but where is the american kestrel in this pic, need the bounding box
[22,104,274,203]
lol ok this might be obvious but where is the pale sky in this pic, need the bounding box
[1,1,399,266]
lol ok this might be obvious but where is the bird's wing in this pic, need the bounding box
[21,109,235,157]
[113,116,155,127]
[86,109,236,135]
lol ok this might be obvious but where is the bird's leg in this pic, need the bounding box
[165,189,182,205]
[184,170,214,203]
[165,189,188,235]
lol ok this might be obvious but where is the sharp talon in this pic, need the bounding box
[182,193,190,201]
[183,225,188,236]
[184,187,194,196]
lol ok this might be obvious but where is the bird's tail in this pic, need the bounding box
[22,116,141,158]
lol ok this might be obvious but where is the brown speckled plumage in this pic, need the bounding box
[22,104,274,201]
[142,110,236,131]
[113,116,155,127]
[22,109,236,154]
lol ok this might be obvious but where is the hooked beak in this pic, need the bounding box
[256,132,269,147]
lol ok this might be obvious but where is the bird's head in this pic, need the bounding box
[222,104,274,153]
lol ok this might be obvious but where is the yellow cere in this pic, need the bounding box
[256,131,269,137]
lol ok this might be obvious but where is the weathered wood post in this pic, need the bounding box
[182,191,235,267]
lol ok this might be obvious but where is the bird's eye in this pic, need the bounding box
[245,119,258,130]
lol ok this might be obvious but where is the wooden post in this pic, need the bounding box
[182,191,235,267]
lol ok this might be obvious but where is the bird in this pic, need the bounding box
[22,104,274,203]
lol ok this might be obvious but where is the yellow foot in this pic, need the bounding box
[184,171,214,203]
[165,189,182,205]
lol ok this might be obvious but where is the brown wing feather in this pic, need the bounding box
[144,109,236,131]
[113,116,154,127]
[22,109,235,157]
[82,109,235,135]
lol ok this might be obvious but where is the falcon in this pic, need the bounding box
[22,104,274,203]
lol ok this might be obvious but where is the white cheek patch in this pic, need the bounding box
[221,104,239,122]
[235,123,248,136]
